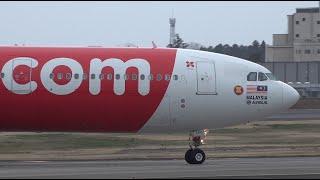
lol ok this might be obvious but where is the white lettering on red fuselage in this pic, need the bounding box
[1,57,151,96]
[2,57,38,95]
[90,58,150,96]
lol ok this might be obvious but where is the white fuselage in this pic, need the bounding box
[141,49,299,132]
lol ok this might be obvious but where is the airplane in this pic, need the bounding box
[0,46,299,164]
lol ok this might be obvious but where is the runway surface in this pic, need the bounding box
[0,157,320,179]
[266,109,320,120]
[1,109,320,178]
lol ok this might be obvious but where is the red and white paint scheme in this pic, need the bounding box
[0,46,299,164]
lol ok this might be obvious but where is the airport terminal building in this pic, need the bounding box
[266,7,320,62]
[264,7,320,98]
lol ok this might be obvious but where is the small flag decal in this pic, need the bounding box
[246,85,268,94]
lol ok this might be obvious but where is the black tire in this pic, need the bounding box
[184,149,193,164]
[190,148,206,164]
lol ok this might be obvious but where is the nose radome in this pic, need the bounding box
[283,83,300,108]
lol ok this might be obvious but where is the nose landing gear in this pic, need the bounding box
[185,129,209,164]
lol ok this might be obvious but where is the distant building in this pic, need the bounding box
[266,7,320,62]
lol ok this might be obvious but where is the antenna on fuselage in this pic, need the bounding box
[152,41,157,49]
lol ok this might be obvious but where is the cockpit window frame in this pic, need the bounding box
[266,73,277,81]
[258,72,268,81]
[247,72,258,81]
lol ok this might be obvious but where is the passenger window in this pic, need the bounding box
[148,74,154,81]
[132,74,138,80]
[247,72,257,81]
[91,74,96,79]
[1,73,4,78]
[49,73,54,79]
[173,75,178,80]
[107,73,113,80]
[115,74,120,80]
[165,74,171,81]
[157,74,162,81]
[83,73,88,80]
[140,74,145,80]
[74,73,79,79]
[99,74,104,80]
[66,73,72,80]
[181,75,186,81]
[57,73,63,80]
[258,72,268,81]
[124,74,129,80]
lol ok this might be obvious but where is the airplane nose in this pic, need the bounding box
[282,83,300,108]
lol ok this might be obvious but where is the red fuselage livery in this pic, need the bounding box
[0,47,176,132]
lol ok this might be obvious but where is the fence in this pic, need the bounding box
[259,62,320,84]
[259,61,320,98]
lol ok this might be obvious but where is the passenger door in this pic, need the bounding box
[196,61,217,95]
[11,58,33,94]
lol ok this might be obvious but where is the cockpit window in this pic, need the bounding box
[266,73,277,80]
[247,72,257,81]
[258,72,268,81]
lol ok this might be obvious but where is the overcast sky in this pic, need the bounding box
[0,1,318,47]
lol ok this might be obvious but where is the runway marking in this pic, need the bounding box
[23,161,48,163]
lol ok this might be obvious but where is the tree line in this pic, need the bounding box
[167,34,266,63]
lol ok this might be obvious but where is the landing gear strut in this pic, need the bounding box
[185,129,209,164]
